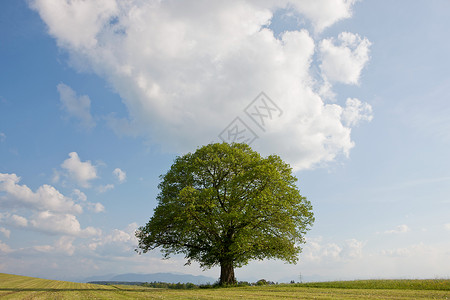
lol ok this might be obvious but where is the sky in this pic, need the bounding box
[1,0,450,283]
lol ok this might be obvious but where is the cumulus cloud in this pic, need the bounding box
[0,240,12,253]
[0,173,102,237]
[30,211,101,237]
[87,202,105,213]
[384,224,410,234]
[30,0,119,49]
[61,152,98,188]
[72,189,87,202]
[342,98,373,126]
[70,189,104,213]
[290,0,358,33]
[88,223,138,254]
[57,83,96,129]
[0,227,10,238]
[0,213,28,228]
[302,237,364,262]
[320,32,371,84]
[340,238,364,259]
[0,173,82,213]
[113,168,126,183]
[33,236,76,256]
[97,184,114,193]
[32,0,371,170]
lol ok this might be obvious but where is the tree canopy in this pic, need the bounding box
[136,143,314,285]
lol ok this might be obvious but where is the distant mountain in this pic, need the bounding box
[83,272,216,284]
[82,273,116,283]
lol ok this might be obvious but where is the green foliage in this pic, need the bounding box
[256,279,268,286]
[141,281,199,289]
[136,143,314,278]
[236,281,252,287]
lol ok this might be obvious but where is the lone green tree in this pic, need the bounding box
[136,143,314,285]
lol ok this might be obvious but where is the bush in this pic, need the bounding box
[256,279,268,286]
[141,281,199,289]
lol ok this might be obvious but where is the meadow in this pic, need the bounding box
[1,273,449,299]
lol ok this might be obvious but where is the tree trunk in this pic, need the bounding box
[219,261,236,285]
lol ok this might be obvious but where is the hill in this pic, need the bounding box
[83,272,216,284]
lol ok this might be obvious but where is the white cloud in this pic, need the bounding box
[297,241,450,281]
[90,223,137,248]
[384,224,410,234]
[54,236,76,255]
[0,213,28,228]
[0,240,12,253]
[32,244,53,253]
[72,188,105,212]
[0,227,10,238]
[57,83,96,129]
[0,173,102,239]
[107,229,133,244]
[320,32,371,84]
[444,223,450,231]
[0,173,82,213]
[30,211,101,237]
[52,169,61,184]
[113,168,126,183]
[381,247,411,258]
[30,0,119,49]
[290,0,358,33]
[0,132,5,142]
[61,152,98,188]
[341,238,364,259]
[302,236,364,262]
[32,0,371,171]
[72,189,87,202]
[33,236,76,256]
[380,243,434,259]
[97,184,114,193]
[11,214,28,227]
[88,223,138,254]
[87,202,105,213]
[342,98,373,126]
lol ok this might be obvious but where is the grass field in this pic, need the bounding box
[1,273,449,299]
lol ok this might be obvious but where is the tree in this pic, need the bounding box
[136,143,314,285]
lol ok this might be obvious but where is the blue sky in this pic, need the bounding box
[1,0,450,282]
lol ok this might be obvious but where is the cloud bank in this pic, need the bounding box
[0,173,82,214]
[0,173,101,237]
[31,0,372,170]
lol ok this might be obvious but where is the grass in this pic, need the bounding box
[0,273,449,299]
[294,279,450,291]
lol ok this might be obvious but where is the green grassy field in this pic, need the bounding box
[1,273,449,299]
